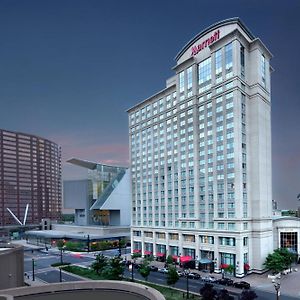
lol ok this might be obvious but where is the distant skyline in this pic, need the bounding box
[0,0,299,209]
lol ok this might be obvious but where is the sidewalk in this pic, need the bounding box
[11,240,44,250]
[24,276,47,286]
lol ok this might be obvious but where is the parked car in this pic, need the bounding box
[202,276,217,283]
[177,270,185,277]
[150,265,158,272]
[188,272,201,279]
[233,281,250,289]
[158,267,169,274]
[217,278,234,286]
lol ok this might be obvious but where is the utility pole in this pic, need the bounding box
[87,235,90,252]
[59,267,62,282]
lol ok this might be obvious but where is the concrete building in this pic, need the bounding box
[0,244,24,290]
[128,18,273,277]
[0,281,165,300]
[0,129,61,227]
[64,158,131,227]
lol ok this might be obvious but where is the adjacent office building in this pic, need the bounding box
[128,18,273,276]
[0,129,61,226]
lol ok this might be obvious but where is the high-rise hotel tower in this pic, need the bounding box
[127,18,273,276]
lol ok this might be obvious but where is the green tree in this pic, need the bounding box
[131,253,142,259]
[200,283,217,300]
[264,248,294,274]
[275,248,295,269]
[119,239,126,248]
[91,254,107,275]
[56,240,64,264]
[144,255,154,263]
[139,260,151,281]
[240,290,257,300]
[166,266,179,287]
[166,255,174,266]
[103,256,124,280]
[264,251,285,274]
[225,264,234,275]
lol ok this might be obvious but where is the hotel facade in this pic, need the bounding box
[128,18,273,277]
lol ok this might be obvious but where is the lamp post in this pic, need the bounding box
[130,258,136,282]
[59,267,62,282]
[185,268,190,299]
[87,234,90,253]
[32,258,35,281]
[272,279,281,300]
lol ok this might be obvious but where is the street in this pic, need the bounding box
[24,249,298,300]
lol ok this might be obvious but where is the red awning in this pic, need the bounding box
[133,249,141,253]
[180,256,193,263]
[172,255,179,260]
[144,251,152,255]
[220,263,229,269]
[156,252,166,257]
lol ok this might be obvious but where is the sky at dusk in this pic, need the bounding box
[0,0,299,209]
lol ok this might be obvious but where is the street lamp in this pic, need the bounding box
[130,258,136,282]
[185,268,190,299]
[87,235,90,252]
[272,279,281,300]
[32,258,35,281]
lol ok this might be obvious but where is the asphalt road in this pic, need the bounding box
[24,250,298,300]
[124,269,298,300]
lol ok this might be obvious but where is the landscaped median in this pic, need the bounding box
[61,265,201,300]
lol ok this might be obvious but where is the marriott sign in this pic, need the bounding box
[191,30,220,56]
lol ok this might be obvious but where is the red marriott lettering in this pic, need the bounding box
[191,30,220,56]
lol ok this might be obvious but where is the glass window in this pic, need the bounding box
[187,66,193,90]
[225,43,233,71]
[218,222,225,229]
[280,232,298,254]
[261,54,266,87]
[240,44,245,79]
[198,57,212,93]
[215,49,222,75]
[179,71,185,93]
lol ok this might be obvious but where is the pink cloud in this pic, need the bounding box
[48,132,129,167]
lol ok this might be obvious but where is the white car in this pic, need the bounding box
[158,268,169,274]
[202,276,217,283]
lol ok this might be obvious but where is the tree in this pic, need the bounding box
[91,254,107,275]
[275,248,295,269]
[103,256,124,280]
[225,264,234,275]
[264,251,285,274]
[56,240,64,264]
[166,254,174,266]
[166,266,179,287]
[200,283,217,300]
[264,248,295,274]
[131,253,142,259]
[240,290,258,300]
[139,260,151,281]
[216,289,234,300]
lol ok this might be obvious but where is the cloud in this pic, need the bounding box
[48,131,129,168]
